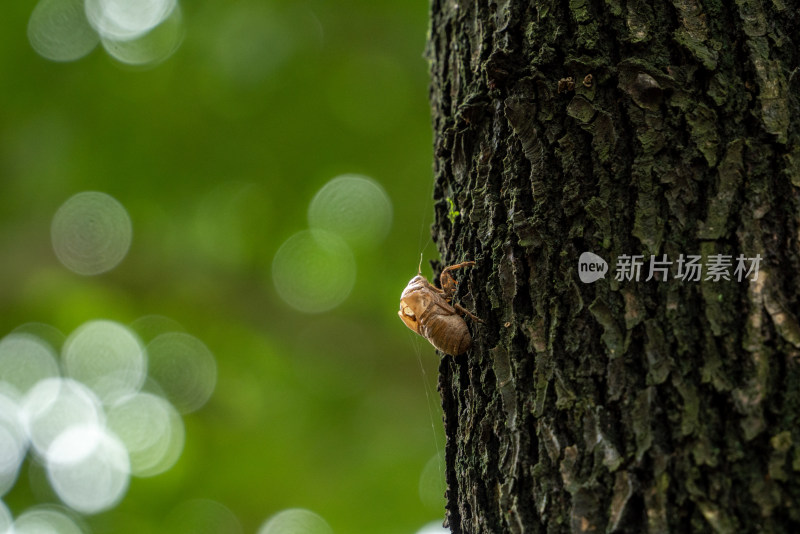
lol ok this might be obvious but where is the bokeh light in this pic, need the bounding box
[1,319,209,518]
[257,508,333,534]
[27,0,99,62]
[0,392,27,496]
[0,333,60,400]
[12,323,65,355]
[46,422,130,514]
[0,425,25,496]
[20,378,104,457]
[13,506,84,534]
[101,4,183,66]
[418,453,446,512]
[28,0,184,66]
[51,192,133,276]
[415,520,450,534]
[107,392,184,476]
[129,315,185,343]
[84,0,176,40]
[62,320,147,403]
[147,332,216,414]
[0,501,11,532]
[10,0,440,528]
[272,230,356,313]
[307,174,393,249]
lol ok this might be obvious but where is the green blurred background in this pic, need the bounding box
[0,0,448,532]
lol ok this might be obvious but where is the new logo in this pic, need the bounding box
[578,252,608,283]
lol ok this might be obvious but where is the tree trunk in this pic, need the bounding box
[426,1,800,532]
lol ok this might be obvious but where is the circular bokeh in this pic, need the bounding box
[272,230,355,313]
[51,191,132,276]
[307,174,392,248]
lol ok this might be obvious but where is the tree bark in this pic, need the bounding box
[426,1,800,532]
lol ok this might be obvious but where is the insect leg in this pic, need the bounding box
[440,261,476,277]
[453,302,483,323]
[439,261,476,297]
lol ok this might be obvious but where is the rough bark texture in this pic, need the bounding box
[426,0,800,532]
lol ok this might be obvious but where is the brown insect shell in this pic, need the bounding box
[398,275,472,356]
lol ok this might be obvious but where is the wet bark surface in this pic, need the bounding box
[426,0,800,532]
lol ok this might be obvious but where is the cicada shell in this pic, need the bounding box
[398,262,481,356]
